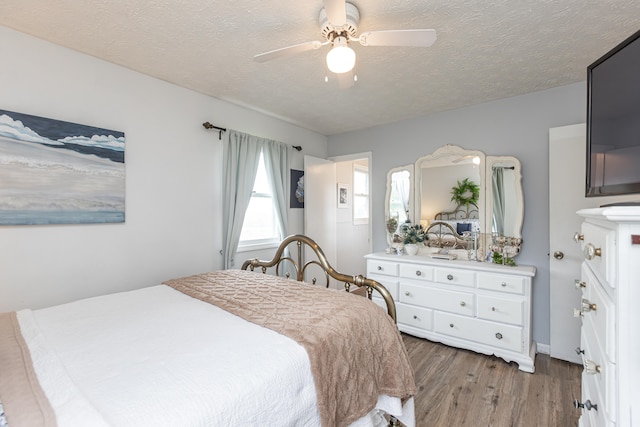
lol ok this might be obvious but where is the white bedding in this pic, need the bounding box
[16,285,413,427]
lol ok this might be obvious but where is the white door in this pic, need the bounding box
[548,123,638,363]
[304,155,337,286]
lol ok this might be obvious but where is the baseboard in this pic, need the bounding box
[536,342,550,355]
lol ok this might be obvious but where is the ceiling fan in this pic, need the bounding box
[253,0,437,86]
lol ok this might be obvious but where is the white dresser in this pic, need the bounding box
[575,207,640,427]
[365,252,536,373]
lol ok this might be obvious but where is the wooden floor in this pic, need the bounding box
[402,334,582,427]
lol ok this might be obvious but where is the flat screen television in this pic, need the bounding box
[586,28,640,198]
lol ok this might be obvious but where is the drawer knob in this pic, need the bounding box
[583,243,602,260]
[377,266,383,271]
[447,274,454,281]
[501,282,507,287]
[460,301,466,307]
[413,315,418,320]
[415,270,422,276]
[405,291,411,296]
[491,306,497,312]
[575,347,585,355]
[584,359,602,375]
[581,298,597,313]
[574,280,587,289]
[573,232,584,243]
[449,323,454,328]
[573,399,598,411]
[495,332,503,340]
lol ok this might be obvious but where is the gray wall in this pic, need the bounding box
[326,82,586,347]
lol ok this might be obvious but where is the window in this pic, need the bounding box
[353,164,369,224]
[238,151,281,249]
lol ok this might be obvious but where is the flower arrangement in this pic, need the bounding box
[399,222,428,245]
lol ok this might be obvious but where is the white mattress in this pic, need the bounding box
[17,285,414,427]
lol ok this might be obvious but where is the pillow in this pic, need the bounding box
[456,222,472,234]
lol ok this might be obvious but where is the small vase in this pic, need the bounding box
[404,244,419,256]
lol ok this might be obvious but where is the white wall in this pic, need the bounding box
[326,83,587,347]
[0,26,327,312]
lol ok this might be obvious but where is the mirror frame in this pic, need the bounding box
[485,155,524,238]
[413,145,486,229]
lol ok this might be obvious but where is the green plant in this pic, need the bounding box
[450,178,480,208]
[399,222,427,245]
[491,251,516,266]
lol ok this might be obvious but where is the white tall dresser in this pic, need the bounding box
[575,207,640,427]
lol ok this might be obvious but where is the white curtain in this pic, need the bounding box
[222,130,291,269]
[392,172,410,223]
[492,167,505,235]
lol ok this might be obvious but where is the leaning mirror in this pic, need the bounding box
[385,164,414,245]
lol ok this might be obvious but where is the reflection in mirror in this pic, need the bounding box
[385,165,413,247]
[486,156,523,238]
[414,145,485,229]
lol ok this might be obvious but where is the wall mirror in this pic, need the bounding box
[384,144,524,258]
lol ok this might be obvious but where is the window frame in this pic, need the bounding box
[352,163,370,225]
[237,150,282,251]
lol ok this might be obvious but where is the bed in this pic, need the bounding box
[425,204,480,249]
[0,235,415,427]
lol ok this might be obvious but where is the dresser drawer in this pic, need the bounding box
[581,222,616,288]
[477,294,524,326]
[581,371,615,427]
[367,259,399,277]
[399,263,434,281]
[581,328,616,423]
[434,312,523,352]
[582,264,616,362]
[434,268,475,288]
[397,302,433,330]
[477,273,525,295]
[401,283,474,316]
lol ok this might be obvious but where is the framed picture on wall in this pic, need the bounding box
[0,109,125,225]
[290,169,304,208]
[337,183,349,208]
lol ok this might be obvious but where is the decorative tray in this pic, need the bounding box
[429,253,457,260]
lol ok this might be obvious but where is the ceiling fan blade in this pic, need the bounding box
[358,29,437,47]
[254,41,325,63]
[323,0,347,27]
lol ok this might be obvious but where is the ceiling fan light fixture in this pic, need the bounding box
[326,36,355,74]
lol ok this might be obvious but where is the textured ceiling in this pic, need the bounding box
[1,0,639,135]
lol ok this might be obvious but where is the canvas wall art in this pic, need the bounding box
[290,169,304,208]
[0,109,125,225]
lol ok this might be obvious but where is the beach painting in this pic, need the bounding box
[0,109,125,225]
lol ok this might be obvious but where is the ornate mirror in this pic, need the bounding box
[385,145,525,258]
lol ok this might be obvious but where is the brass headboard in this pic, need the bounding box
[434,203,479,221]
[241,234,397,322]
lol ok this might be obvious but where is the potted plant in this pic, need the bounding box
[399,222,427,255]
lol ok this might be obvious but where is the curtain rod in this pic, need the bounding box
[202,121,226,140]
[202,121,302,151]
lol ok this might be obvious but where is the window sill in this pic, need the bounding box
[236,241,280,253]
